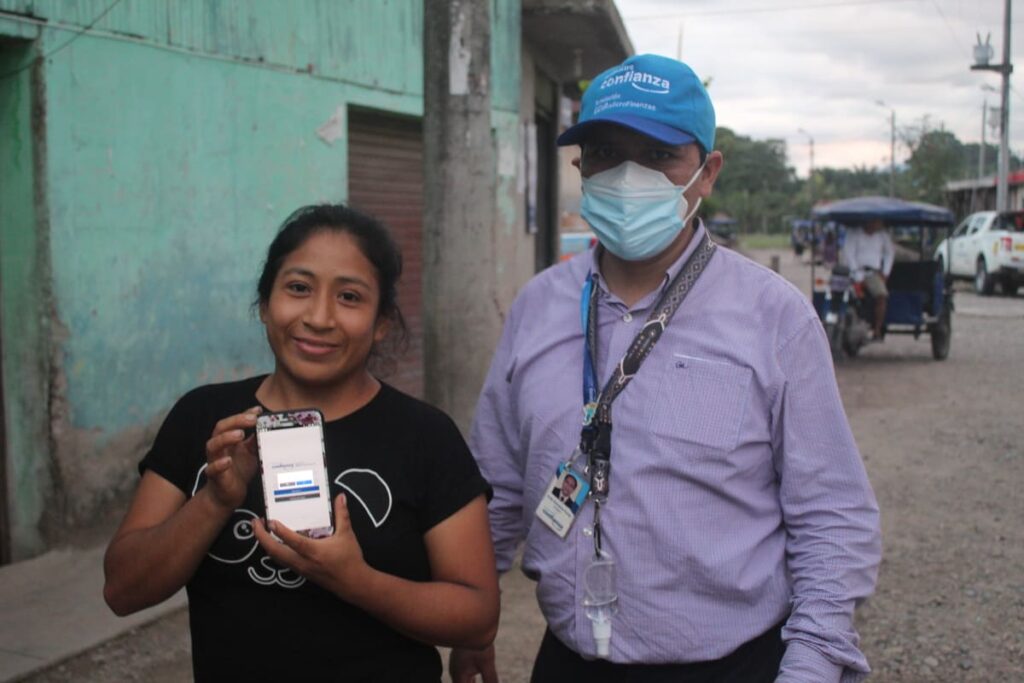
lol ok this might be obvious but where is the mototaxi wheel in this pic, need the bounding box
[825,322,843,362]
[930,312,951,360]
[842,320,862,358]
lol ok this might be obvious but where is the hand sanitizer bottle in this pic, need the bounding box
[582,553,618,658]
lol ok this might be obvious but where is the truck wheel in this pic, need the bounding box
[1003,279,1019,296]
[975,258,995,295]
[930,312,951,360]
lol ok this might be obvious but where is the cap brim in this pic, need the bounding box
[556,114,697,147]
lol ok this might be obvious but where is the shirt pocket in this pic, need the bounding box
[647,354,753,453]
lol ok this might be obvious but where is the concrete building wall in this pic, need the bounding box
[0,0,527,559]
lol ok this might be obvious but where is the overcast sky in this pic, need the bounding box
[614,0,1023,179]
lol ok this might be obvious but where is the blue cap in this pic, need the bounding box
[556,54,716,152]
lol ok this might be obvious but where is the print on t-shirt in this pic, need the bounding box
[190,463,395,589]
[335,468,393,528]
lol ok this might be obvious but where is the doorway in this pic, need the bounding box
[533,68,559,271]
[0,38,36,564]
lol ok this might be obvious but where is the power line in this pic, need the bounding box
[929,0,968,55]
[0,0,124,81]
[625,0,924,21]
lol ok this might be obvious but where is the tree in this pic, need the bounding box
[901,118,965,205]
[960,142,1023,179]
[814,166,890,203]
[705,127,800,233]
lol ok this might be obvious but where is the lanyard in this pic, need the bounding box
[580,276,600,426]
[579,231,717,554]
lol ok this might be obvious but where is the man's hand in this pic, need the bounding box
[449,644,498,683]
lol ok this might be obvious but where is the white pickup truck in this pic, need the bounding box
[934,210,1024,295]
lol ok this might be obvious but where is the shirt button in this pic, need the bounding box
[622,313,633,323]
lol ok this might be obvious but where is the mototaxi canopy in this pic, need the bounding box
[811,196,954,227]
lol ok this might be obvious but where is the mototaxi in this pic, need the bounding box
[809,196,955,361]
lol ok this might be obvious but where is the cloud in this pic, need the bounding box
[616,0,1022,175]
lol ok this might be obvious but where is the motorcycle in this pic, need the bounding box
[814,265,873,360]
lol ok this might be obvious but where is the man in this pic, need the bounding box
[552,473,579,512]
[842,218,895,340]
[452,54,880,682]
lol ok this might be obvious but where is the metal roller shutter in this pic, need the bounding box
[347,109,424,398]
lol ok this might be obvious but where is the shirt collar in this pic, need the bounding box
[587,220,710,306]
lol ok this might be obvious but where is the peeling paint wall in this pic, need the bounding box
[0,0,526,557]
[491,0,534,313]
[490,0,520,113]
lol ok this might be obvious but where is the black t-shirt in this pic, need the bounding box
[140,376,491,682]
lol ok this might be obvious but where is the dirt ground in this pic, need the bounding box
[21,247,1024,682]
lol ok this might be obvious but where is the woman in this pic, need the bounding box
[103,204,499,681]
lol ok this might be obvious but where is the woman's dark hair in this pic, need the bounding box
[256,204,408,366]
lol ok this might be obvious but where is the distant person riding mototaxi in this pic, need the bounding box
[842,218,895,340]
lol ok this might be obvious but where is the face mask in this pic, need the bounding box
[581,160,706,261]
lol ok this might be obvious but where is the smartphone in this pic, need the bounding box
[255,409,334,539]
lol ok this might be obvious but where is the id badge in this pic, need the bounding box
[535,460,590,538]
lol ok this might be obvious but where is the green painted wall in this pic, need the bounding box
[0,0,524,556]
[0,0,426,96]
[491,0,520,114]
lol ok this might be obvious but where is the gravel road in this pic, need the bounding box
[21,247,1024,683]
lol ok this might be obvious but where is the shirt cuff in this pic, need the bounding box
[777,641,844,683]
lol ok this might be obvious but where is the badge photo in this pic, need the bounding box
[535,463,590,538]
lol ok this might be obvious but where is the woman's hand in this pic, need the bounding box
[204,406,261,510]
[449,644,499,683]
[254,494,497,649]
[253,494,369,599]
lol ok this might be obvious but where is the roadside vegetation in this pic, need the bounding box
[703,118,1024,237]
[736,233,790,250]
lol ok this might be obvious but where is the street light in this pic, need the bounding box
[796,129,814,172]
[796,128,816,264]
[973,84,1000,212]
[972,88,992,213]
[797,127,814,194]
[970,0,1013,212]
[875,100,896,197]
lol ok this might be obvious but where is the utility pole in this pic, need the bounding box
[974,98,987,213]
[999,0,1012,212]
[876,100,896,196]
[797,128,816,263]
[888,108,895,197]
[797,128,815,206]
[423,0,498,430]
[971,0,1013,212]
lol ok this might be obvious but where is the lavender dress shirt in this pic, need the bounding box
[470,224,881,682]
